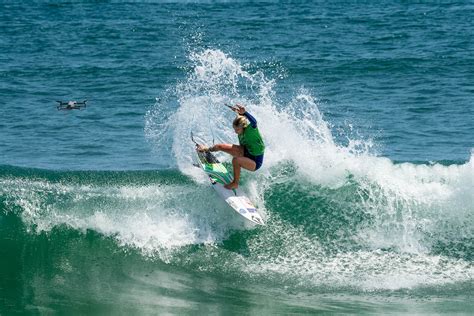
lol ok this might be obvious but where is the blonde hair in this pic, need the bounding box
[233,115,248,128]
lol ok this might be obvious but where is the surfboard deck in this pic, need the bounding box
[193,145,265,226]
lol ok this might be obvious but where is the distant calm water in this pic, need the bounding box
[1,2,472,314]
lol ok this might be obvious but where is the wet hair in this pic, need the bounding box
[233,115,248,128]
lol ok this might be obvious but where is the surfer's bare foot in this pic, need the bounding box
[224,181,238,190]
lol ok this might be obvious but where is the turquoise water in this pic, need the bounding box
[1,2,473,314]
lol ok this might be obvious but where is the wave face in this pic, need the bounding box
[0,161,472,299]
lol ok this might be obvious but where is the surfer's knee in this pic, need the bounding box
[232,157,244,167]
[229,144,244,157]
[233,157,256,171]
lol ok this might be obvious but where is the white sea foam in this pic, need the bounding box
[147,48,473,248]
[144,48,473,289]
[3,49,472,290]
[0,177,245,262]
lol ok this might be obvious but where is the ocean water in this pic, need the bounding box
[1,2,473,314]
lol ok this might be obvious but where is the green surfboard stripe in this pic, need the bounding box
[205,163,233,185]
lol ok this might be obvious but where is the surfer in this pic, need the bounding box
[197,104,265,190]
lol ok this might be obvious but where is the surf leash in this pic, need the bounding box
[190,131,199,147]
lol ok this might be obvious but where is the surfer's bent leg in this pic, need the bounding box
[212,144,244,157]
[224,157,256,190]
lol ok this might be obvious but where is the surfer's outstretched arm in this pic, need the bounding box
[209,143,244,157]
[229,104,258,127]
[243,112,257,128]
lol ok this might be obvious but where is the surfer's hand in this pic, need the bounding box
[234,104,246,115]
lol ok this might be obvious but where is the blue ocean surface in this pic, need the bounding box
[0,2,472,314]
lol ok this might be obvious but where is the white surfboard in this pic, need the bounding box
[192,137,265,226]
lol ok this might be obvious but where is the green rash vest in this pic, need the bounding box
[238,124,265,156]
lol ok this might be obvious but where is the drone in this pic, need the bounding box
[56,100,87,110]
